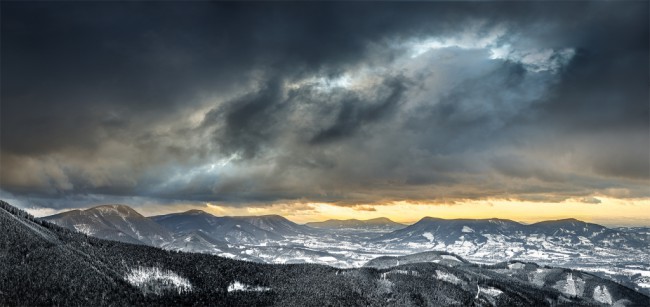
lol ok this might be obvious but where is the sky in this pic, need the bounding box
[1,1,649,226]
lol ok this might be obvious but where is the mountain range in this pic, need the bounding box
[36,204,650,296]
[151,210,286,245]
[306,217,405,232]
[2,200,648,306]
[40,205,650,257]
[375,216,650,249]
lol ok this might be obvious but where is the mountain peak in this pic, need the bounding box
[88,204,143,217]
[556,218,581,222]
[90,204,133,211]
[244,214,286,220]
[184,209,210,215]
[532,218,588,226]
[92,204,131,209]
[367,217,393,222]
[417,216,443,223]
[41,203,172,246]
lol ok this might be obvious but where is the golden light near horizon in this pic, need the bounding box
[128,196,650,227]
[302,198,650,226]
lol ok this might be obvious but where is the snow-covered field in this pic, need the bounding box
[227,281,270,292]
[125,267,192,294]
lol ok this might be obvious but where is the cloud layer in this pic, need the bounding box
[1,2,648,210]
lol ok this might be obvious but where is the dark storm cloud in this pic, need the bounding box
[309,76,408,144]
[1,1,647,209]
[1,1,464,156]
[201,78,286,160]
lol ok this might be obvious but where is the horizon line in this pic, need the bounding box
[22,202,650,228]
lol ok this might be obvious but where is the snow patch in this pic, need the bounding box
[227,281,270,292]
[219,253,237,259]
[553,273,585,297]
[564,273,577,296]
[593,285,612,305]
[125,267,192,295]
[462,226,475,233]
[422,232,434,242]
[508,262,525,270]
[529,268,550,287]
[435,270,463,285]
[441,255,460,262]
[73,224,94,236]
[479,286,503,297]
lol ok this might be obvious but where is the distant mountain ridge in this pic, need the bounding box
[150,210,286,245]
[40,205,650,252]
[306,217,405,231]
[376,216,650,249]
[231,214,316,236]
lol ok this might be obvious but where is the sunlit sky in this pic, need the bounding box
[1,2,648,226]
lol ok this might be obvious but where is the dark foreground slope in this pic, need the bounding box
[1,201,648,307]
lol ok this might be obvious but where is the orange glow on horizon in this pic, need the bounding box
[127,196,650,227]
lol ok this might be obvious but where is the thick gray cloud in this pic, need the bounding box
[1,1,648,209]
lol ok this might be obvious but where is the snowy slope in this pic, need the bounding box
[232,215,317,236]
[151,210,284,244]
[42,204,173,246]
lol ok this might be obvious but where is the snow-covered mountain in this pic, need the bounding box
[529,219,649,249]
[376,217,524,245]
[42,204,173,246]
[375,216,649,250]
[306,217,405,232]
[369,216,650,295]
[231,215,317,236]
[151,210,284,245]
[39,204,650,295]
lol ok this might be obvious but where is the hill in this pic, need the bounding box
[151,210,284,244]
[42,204,173,246]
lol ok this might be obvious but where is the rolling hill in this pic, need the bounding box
[150,210,284,244]
[41,204,173,246]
